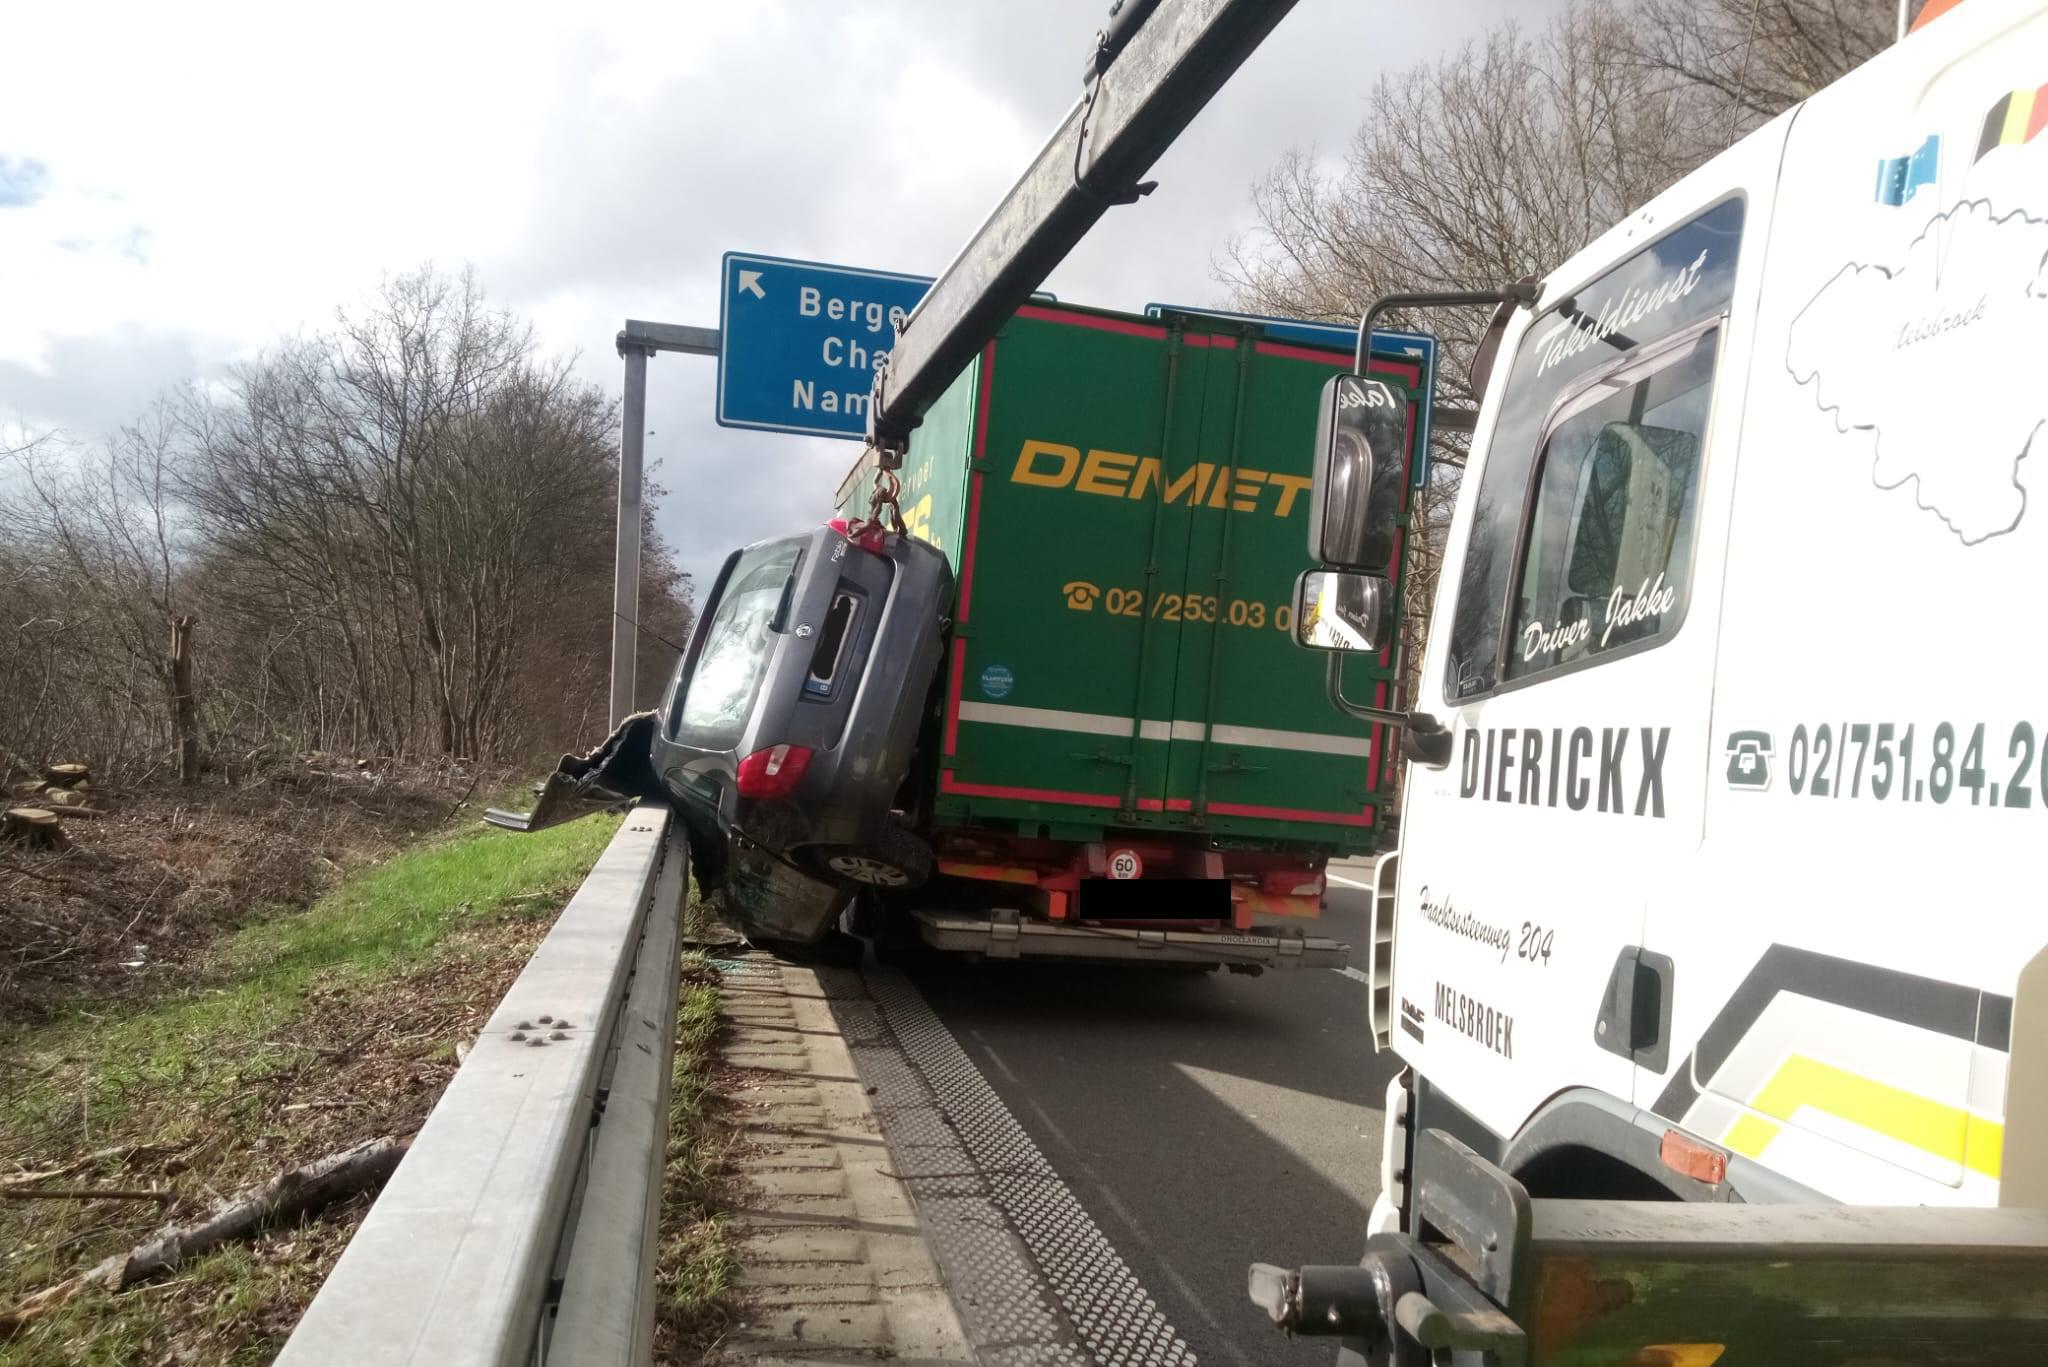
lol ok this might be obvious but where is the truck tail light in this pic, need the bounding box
[737,744,813,798]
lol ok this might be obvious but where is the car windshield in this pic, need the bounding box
[676,538,802,749]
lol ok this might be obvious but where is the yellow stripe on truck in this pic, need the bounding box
[1720,1054,2004,1180]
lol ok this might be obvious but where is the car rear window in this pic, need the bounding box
[675,538,802,750]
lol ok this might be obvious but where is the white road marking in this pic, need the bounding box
[1326,873,1374,891]
[954,700,1372,755]
[1334,966,1371,985]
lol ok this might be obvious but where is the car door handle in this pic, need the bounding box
[1595,945,1675,1073]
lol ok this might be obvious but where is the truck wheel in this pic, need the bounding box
[807,827,933,889]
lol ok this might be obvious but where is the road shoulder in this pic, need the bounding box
[717,956,974,1364]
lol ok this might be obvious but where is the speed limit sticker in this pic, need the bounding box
[1107,849,1143,880]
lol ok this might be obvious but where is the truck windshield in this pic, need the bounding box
[1445,197,1744,701]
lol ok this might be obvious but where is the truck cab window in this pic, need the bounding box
[1443,196,1743,701]
[1506,326,1716,681]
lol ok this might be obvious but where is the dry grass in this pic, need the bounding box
[0,760,502,1019]
[654,910,742,1359]
[0,806,618,1365]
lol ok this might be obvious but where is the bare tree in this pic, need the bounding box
[0,404,201,781]
[177,265,691,764]
[1626,0,1903,149]
[1222,0,1895,711]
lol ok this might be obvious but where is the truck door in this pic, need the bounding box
[1393,194,1755,1144]
[1163,325,1415,839]
[1655,4,2048,1204]
[939,308,1212,819]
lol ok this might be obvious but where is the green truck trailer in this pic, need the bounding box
[838,301,1426,969]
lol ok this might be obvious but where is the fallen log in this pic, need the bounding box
[0,1187,172,1204]
[0,1132,411,1334]
[2,809,67,851]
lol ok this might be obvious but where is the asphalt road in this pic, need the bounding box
[904,862,1401,1367]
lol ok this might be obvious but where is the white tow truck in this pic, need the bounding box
[1247,1,2048,1360]
[852,0,2048,1359]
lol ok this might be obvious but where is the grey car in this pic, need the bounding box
[653,524,954,946]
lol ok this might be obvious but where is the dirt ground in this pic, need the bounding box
[1,761,483,1020]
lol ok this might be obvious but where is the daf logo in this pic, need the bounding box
[1725,729,1774,790]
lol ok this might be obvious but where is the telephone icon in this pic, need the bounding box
[1725,730,1774,790]
[1063,581,1102,612]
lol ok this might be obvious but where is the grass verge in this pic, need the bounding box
[0,807,622,1366]
[655,911,740,1356]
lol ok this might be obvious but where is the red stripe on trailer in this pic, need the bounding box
[942,638,967,757]
[1015,305,1169,339]
[958,342,995,623]
[1210,800,1375,828]
[1367,355,1423,387]
[1254,339,1346,366]
[940,772,1121,808]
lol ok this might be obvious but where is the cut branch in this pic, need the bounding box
[0,1133,411,1334]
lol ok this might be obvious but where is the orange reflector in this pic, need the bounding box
[1659,1129,1728,1185]
[1625,1346,1726,1367]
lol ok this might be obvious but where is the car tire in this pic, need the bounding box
[804,827,933,890]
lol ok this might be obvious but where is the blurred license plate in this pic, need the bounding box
[1077,877,1230,921]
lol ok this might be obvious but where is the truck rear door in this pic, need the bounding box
[1163,324,1417,841]
[937,306,1211,820]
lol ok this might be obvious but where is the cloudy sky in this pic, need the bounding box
[2,0,1554,604]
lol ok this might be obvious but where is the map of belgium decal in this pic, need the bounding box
[1787,196,2048,545]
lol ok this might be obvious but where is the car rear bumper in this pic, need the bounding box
[911,911,1348,968]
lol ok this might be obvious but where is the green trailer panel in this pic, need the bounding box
[842,302,1422,851]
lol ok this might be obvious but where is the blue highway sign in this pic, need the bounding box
[718,252,933,439]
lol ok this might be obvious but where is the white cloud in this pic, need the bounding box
[1,0,1559,610]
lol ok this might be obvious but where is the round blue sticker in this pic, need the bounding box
[978,664,1014,700]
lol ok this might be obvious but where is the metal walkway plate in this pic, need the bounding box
[835,966,1195,1367]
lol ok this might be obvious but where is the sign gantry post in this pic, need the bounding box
[611,321,718,729]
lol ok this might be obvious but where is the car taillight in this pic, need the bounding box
[736,743,813,798]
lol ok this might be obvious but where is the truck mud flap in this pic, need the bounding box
[911,911,1347,969]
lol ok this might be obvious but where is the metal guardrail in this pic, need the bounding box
[276,803,688,1367]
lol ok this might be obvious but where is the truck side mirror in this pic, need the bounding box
[1293,569,1394,653]
[1308,374,1406,572]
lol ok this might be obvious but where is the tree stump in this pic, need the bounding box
[3,809,69,850]
[42,764,90,789]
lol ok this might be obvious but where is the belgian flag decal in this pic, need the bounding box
[1975,82,2048,164]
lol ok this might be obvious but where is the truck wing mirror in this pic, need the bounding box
[1467,275,1538,400]
[1293,569,1394,653]
[1307,374,1406,571]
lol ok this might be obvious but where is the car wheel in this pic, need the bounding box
[807,827,933,889]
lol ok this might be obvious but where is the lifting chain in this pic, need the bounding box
[841,455,906,552]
